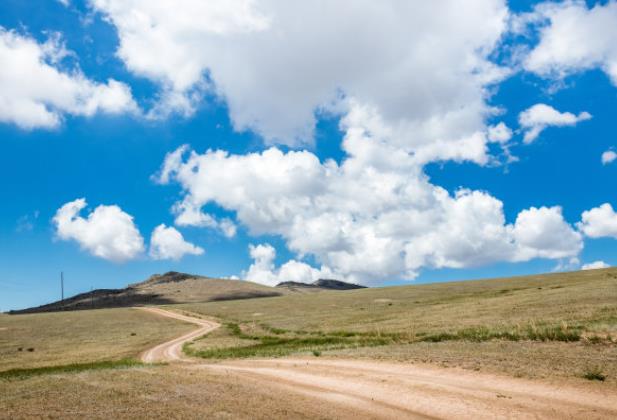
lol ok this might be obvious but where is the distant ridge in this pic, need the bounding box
[10,271,283,314]
[276,278,367,291]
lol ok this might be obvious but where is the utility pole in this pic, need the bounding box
[61,271,64,304]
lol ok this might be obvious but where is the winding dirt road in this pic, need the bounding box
[138,307,219,363]
[139,307,617,419]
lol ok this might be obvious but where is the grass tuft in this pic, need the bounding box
[583,366,606,382]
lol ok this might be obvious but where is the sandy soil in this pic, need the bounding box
[142,307,617,419]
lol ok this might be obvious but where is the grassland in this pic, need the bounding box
[0,364,374,419]
[1,269,616,418]
[178,268,617,384]
[0,308,193,371]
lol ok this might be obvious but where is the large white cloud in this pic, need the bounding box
[518,103,591,143]
[0,28,137,129]
[149,224,204,260]
[91,0,509,161]
[53,198,145,262]
[578,203,617,239]
[157,109,583,284]
[524,0,617,85]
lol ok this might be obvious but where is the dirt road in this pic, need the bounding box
[137,307,219,363]
[141,307,617,419]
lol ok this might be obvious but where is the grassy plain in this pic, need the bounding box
[0,308,193,371]
[0,364,369,419]
[179,268,617,384]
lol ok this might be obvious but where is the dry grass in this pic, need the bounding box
[179,268,617,337]
[178,268,617,384]
[0,364,369,419]
[0,308,194,371]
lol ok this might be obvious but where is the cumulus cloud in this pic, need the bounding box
[149,224,204,260]
[602,150,617,165]
[0,28,137,129]
[518,103,591,143]
[243,243,336,286]
[524,0,617,85]
[91,0,509,160]
[578,203,617,239]
[158,110,583,284]
[487,122,513,143]
[582,260,610,270]
[512,206,583,260]
[53,198,144,262]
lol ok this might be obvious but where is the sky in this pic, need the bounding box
[2,0,617,311]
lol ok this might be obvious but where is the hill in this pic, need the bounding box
[9,272,284,314]
[275,278,367,291]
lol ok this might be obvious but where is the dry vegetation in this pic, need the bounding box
[1,267,616,418]
[0,308,193,371]
[179,268,617,385]
[0,364,369,419]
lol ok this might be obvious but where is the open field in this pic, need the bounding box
[0,308,193,371]
[3,308,616,419]
[0,364,370,419]
[178,268,617,385]
[1,268,617,418]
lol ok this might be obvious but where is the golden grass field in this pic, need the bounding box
[1,268,616,418]
[0,308,193,371]
[179,268,617,385]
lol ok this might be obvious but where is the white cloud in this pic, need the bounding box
[524,1,617,86]
[149,224,204,260]
[243,243,336,286]
[158,110,583,284]
[582,260,610,270]
[512,206,583,260]
[602,150,617,165]
[487,122,513,143]
[518,103,591,143]
[91,0,509,161]
[578,203,617,239]
[53,198,144,262]
[0,28,137,129]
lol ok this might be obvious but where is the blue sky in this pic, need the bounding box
[2,0,617,311]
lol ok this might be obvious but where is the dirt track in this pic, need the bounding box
[138,307,219,363]
[140,307,617,419]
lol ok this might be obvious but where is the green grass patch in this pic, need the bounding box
[421,324,581,343]
[184,323,391,359]
[0,358,147,380]
[583,366,606,381]
[185,319,588,361]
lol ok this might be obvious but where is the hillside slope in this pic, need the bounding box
[10,272,284,314]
